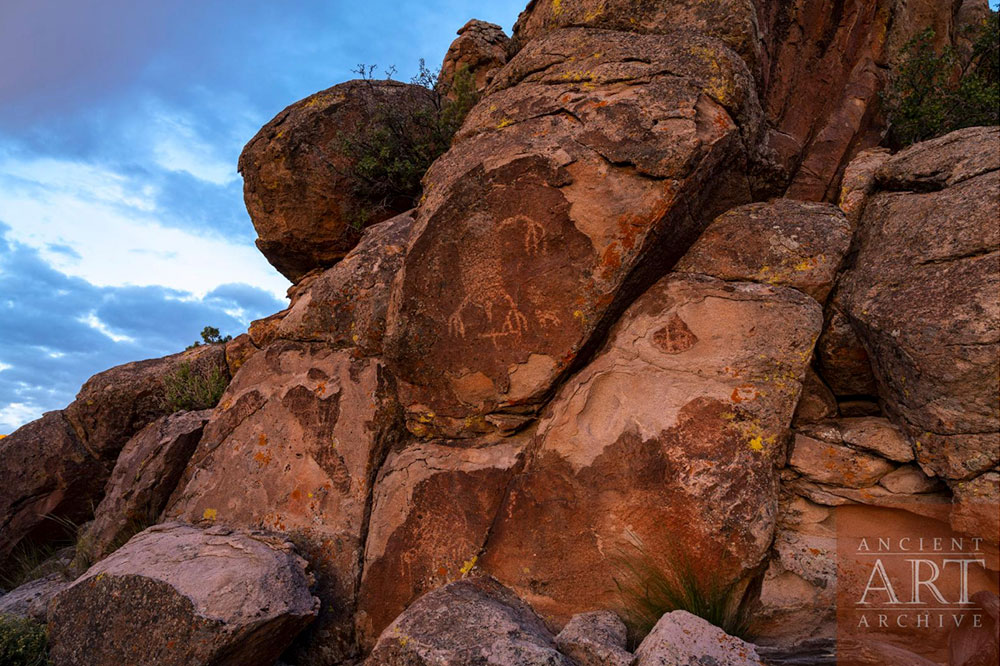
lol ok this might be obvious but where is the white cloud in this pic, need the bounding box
[80,312,135,343]
[0,402,40,433]
[0,362,11,372]
[148,106,240,186]
[0,153,289,299]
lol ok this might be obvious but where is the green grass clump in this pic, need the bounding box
[613,533,755,646]
[0,615,51,666]
[161,362,228,413]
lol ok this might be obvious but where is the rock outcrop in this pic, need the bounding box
[838,126,1000,481]
[239,80,435,282]
[439,20,509,93]
[385,24,763,436]
[0,573,70,622]
[47,523,318,666]
[83,409,211,561]
[165,342,403,663]
[554,611,633,666]
[365,577,572,666]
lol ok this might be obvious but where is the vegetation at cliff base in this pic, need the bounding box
[0,615,50,666]
[162,361,228,412]
[882,12,999,147]
[340,61,479,228]
[186,326,232,350]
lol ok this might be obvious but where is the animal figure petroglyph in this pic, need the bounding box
[447,214,547,345]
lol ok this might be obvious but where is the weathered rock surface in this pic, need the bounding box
[440,20,509,93]
[634,610,763,665]
[838,127,1000,480]
[838,147,891,227]
[83,410,211,561]
[814,298,879,398]
[877,464,941,494]
[554,611,632,666]
[949,471,1000,544]
[275,211,414,356]
[480,272,823,622]
[0,573,70,622]
[386,26,762,435]
[364,577,572,666]
[0,411,105,567]
[47,523,319,666]
[788,434,895,489]
[239,80,436,282]
[949,590,1000,666]
[675,199,851,303]
[165,341,403,663]
[792,368,839,425]
[356,436,526,648]
[65,343,228,461]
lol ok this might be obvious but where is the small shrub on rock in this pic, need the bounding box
[0,615,50,666]
[161,362,228,412]
[882,13,999,147]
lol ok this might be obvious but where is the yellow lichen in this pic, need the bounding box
[203,508,218,521]
[459,555,478,577]
[496,117,515,129]
[552,0,563,16]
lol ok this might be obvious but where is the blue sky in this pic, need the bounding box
[0,0,525,431]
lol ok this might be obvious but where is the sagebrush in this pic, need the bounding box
[882,13,999,147]
[339,60,479,228]
[161,362,228,412]
[0,615,50,666]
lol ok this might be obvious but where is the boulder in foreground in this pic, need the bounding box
[634,610,764,665]
[47,523,319,666]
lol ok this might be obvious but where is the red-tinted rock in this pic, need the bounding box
[83,410,211,561]
[385,27,762,436]
[165,341,403,664]
[793,367,839,425]
[275,211,414,356]
[239,80,437,282]
[479,273,823,623]
[814,297,879,398]
[47,523,319,666]
[675,199,852,303]
[838,128,1000,480]
[0,411,106,567]
[356,436,526,647]
[440,20,510,93]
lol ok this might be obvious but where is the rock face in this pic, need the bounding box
[365,577,572,666]
[0,411,106,566]
[275,211,414,356]
[83,410,211,561]
[633,610,763,665]
[440,20,510,93]
[356,436,526,647]
[47,523,319,666]
[385,25,762,435]
[674,199,851,303]
[165,341,403,663]
[0,573,70,622]
[838,126,1000,481]
[554,611,633,666]
[239,80,436,282]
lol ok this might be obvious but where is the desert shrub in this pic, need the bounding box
[186,326,232,350]
[882,13,999,147]
[0,615,50,666]
[339,61,480,228]
[613,534,755,646]
[161,361,228,412]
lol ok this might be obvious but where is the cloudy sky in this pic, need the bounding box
[0,0,525,431]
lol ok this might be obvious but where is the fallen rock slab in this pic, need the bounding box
[47,523,319,666]
[634,610,763,665]
[365,577,572,666]
[0,573,70,622]
[555,611,633,666]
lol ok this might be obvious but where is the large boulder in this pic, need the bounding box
[356,436,527,647]
[165,341,404,664]
[47,523,319,666]
[385,26,762,437]
[364,577,573,666]
[554,611,633,666]
[275,210,414,356]
[64,343,228,461]
[674,199,851,303]
[82,409,211,562]
[239,80,436,282]
[633,610,763,665]
[0,573,70,622]
[0,411,106,567]
[479,272,824,621]
[440,20,510,93]
[837,127,1000,481]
